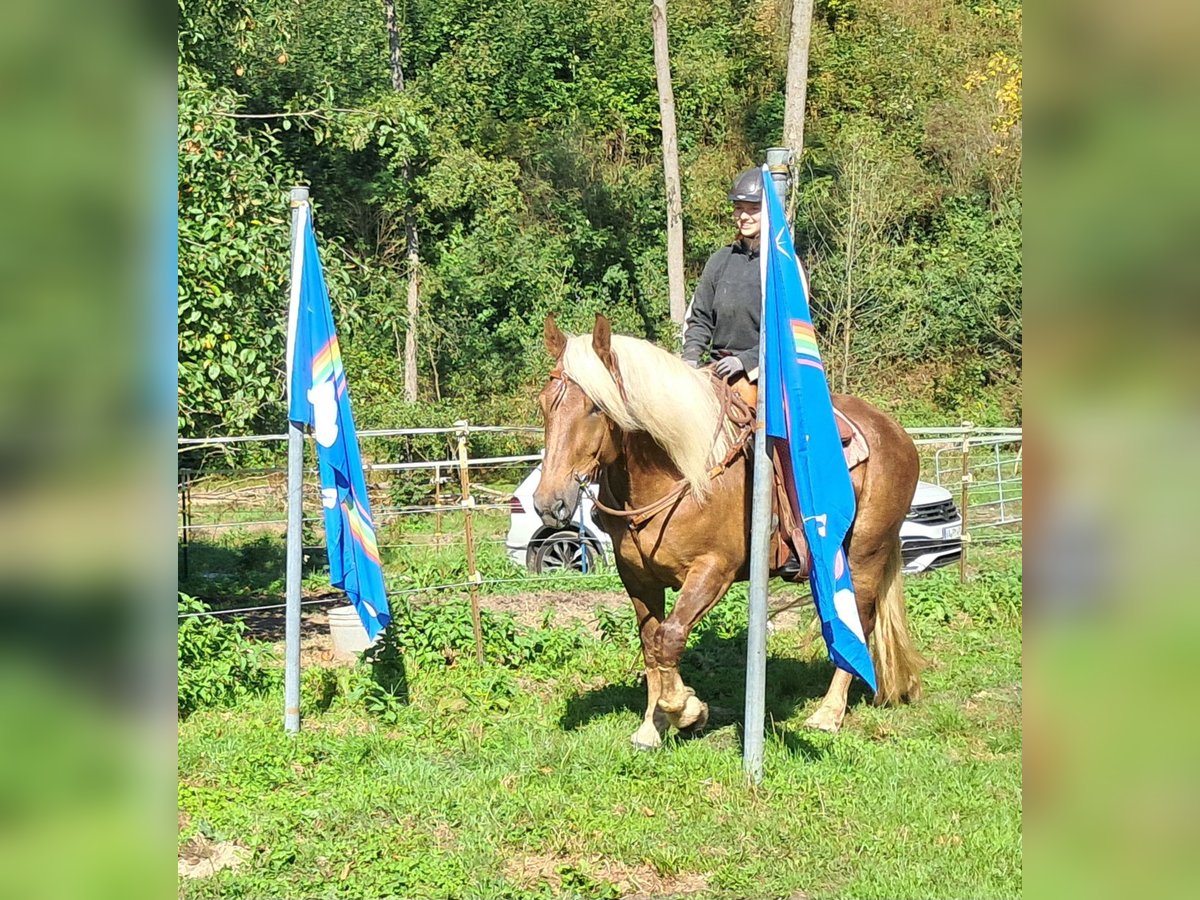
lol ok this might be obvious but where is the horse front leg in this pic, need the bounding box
[654,559,734,733]
[628,586,669,750]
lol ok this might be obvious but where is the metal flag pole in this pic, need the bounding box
[743,319,772,784]
[284,185,309,734]
[744,152,794,784]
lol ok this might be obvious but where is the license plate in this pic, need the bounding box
[943,524,961,539]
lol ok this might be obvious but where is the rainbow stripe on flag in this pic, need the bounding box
[312,336,346,397]
[791,320,821,361]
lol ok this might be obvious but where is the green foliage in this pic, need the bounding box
[177,593,276,717]
[375,599,590,672]
[178,0,1021,440]
[905,552,1022,624]
[177,65,293,437]
[595,604,637,647]
[179,549,1023,899]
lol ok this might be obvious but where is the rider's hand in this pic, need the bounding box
[683,357,699,368]
[714,355,745,379]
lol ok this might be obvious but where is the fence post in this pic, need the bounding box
[179,470,192,578]
[455,420,485,663]
[433,463,443,545]
[959,422,973,584]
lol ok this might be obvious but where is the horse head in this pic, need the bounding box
[534,314,622,527]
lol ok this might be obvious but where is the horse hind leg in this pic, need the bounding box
[628,588,670,750]
[805,668,853,733]
[804,540,925,732]
[804,544,889,734]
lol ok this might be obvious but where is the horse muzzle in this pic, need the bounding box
[533,482,580,528]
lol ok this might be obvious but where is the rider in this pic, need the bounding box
[681,167,765,383]
[683,166,806,580]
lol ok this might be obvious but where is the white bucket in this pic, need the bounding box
[327,605,378,662]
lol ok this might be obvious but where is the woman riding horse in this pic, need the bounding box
[535,315,924,749]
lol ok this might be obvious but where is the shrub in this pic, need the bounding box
[177,593,276,717]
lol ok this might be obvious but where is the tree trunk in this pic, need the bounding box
[383,0,404,92]
[384,0,420,401]
[651,0,686,326]
[782,0,814,221]
[404,217,419,402]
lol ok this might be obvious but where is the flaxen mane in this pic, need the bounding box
[560,333,731,500]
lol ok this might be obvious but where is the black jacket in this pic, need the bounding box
[681,239,761,372]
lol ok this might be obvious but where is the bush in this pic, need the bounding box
[178,593,276,717]
[373,599,590,671]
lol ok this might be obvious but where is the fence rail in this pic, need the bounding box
[178,422,1022,617]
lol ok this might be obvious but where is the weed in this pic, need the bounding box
[177,593,276,717]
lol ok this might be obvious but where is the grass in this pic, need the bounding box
[178,546,1022,899]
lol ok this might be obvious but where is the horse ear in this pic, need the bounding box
[592,314,615,371]
[544,313,567,359]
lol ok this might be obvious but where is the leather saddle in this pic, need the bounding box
[726,376,869,582]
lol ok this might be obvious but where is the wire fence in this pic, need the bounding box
[178,422,1021,619]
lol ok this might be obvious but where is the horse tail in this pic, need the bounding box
[872,539,925,706]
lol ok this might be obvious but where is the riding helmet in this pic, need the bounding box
[728,167,763,203]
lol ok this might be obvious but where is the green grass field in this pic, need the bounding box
[178,533,1021,899]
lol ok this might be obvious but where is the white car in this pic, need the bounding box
[506,464,963,575]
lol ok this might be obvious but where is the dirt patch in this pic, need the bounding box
[480,589,630,630]
[240,606,341,667]
[178,834,251,879]
[505,852,710,898]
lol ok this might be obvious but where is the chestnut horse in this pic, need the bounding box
[535,315,925,749]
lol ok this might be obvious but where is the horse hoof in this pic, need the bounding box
[676,699,709,735]
[804,710,843,734]
[664,694,707,732]
[656,685,694,717]
[630,721,663,750]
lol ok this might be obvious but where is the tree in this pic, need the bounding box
[808,121,924,393]
[383,0,422,403]
[782,0,813,220]
[651,0,685,326]
[177,64,297,437]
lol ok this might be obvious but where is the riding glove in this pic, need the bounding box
[714,355,745,379]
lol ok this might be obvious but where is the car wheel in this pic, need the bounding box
[531,530,600,574]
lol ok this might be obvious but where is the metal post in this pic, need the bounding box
[284,185,309,733]
[958,422,973,584]
[765,147,793,225]
[455,421,485,663]
[744,379,773,784]
[995,442,1006,524]
[744,160,781,784]
[179,470,192,578]
[433,463,444,545]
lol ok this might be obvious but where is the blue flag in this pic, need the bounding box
[286,205,389,639]
[759,169,876,692]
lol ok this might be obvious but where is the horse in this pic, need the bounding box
[535,314,926,749]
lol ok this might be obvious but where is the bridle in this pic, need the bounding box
[545,364,604,487]
[543,363,756,533]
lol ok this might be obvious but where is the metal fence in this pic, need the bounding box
[178,422,1022,617]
